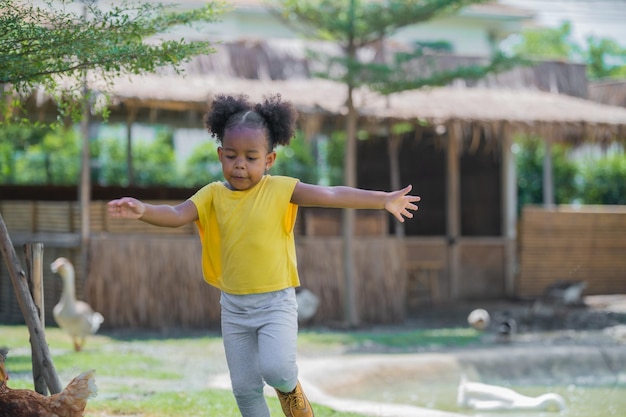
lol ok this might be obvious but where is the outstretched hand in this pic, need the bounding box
[107,197,145,220]
[384,185,421,222]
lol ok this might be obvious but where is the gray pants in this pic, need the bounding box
[220,288,299,417]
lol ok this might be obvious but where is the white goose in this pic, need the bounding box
[51,257,104,352]
[457,376,566,412]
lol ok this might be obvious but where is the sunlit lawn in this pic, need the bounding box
[0,324,481,416]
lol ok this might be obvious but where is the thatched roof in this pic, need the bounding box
[23,39,626,143]
[96,38,626,143]
[108,73,626,143]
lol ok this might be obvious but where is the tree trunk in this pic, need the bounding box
[342,85,358,327]
[388,133,404,237]
[79,3,92,290]
[341,0,359,327]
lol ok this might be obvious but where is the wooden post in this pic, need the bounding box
[387,133,404,238]
[25,242,48,395]
[0,213,62,394]
[501,132,518,297]
[342,82,359,328]
[543,139,554,207]
[126,106,138,186]
[446,122,461,300]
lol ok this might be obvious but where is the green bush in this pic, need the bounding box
[515,136,578,211]
[577,152,626,204]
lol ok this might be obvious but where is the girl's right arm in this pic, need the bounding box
[107,197,198,228]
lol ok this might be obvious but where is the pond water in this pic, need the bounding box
[309,336,626,417]
[350,379,626,417]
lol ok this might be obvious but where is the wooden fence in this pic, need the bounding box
[517,205,626,297]
[0,200,197,236]
[83,235,405,329]
[5,201,626,328]
[0,201,388,237]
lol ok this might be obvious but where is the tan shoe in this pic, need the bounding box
[275,381,314,417]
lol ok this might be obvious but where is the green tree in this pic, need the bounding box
[324,131,347,186]
[96,136,128,186]
[577,153,626,205]
[132,130,179,186]
[512,21,626,81]
[512,21,626,206]
[40,126,81,185]
[271,132,318,184]
[0,0,227,256]
[1,0,228,119]
[96,128,181,187]
[1,124,81,185]
[511,21,580,61]
[586,37,626,80]
[0,124,50,183]
[274,0,521,188]
[515,136,578,213]
[274,0,523,326]
[181,141,223,188]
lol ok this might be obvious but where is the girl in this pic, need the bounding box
[107,93,421,417]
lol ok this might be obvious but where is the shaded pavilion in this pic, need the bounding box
[95,65,626,303]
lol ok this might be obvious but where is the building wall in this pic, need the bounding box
[164,0,532,56]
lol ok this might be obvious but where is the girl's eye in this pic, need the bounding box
[247,157,258,161]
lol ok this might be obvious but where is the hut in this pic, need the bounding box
[3,41,626,329]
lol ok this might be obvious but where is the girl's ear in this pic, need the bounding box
[265,151,277,171]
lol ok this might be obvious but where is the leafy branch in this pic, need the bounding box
[1,0,229,108]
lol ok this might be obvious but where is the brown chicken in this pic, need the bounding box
[0,348,97,417]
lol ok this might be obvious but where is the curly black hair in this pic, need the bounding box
[203,93,298,150]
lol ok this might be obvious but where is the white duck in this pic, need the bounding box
[51,257,104,352]
[457,376,566,412]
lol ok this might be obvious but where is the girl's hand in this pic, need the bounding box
[107,197,145,220]
[385,185,421,222]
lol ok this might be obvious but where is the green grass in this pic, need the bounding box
[0,326,185,379]
[85,390,364,417]
[298,326,482,350]
[0,324,479,416]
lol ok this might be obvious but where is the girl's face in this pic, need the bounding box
[218,126,276,191]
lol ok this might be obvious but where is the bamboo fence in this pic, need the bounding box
[517,205,626,297]
[86,235,220,329]
[1,200,400,329]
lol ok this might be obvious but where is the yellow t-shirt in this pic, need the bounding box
[189,175,300,294]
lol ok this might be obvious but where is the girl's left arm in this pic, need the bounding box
[291,182,421,222]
